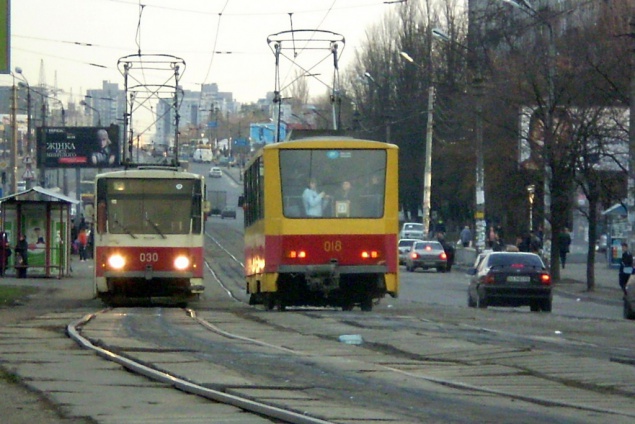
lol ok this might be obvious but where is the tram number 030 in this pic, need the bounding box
[323,240,342,252]
[139,252,160,262]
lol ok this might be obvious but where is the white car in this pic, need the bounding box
[208,167,223,178]
[400,222,425,240]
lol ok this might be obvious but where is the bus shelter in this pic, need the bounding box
[0,187,78,278]
[602,203,629,268]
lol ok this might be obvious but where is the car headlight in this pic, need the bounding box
[174,255,190,270]
[108,254,126,269]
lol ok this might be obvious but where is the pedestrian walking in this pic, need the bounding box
[558,227,572,268]
[619,242,633,295]
[459,225,472,248]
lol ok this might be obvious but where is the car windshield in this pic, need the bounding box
[404,224,423,231]
[414,241,442,250]
[486,254,544,268]
[399,240,416,247]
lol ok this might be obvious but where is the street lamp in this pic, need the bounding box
[362,72,392,143]
[400,51,436,238]
[14,68,32,158]
[527,184,535,232]
[430,28,487,251]
[80,100,101,126]
[501,0,556,265]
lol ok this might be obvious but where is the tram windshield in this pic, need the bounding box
[97,178,198,235]
[280,149,386,219]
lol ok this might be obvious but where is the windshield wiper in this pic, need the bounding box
[112,219,137,239]
[146,217,166,239]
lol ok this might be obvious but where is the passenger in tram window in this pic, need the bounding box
[334,181,358,217]
[302,178,330,217]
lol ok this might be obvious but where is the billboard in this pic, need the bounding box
[250,122,286,144]
[36,125,120,169]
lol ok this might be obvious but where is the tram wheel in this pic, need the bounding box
[360,297,373,312]
[264,294,276,311]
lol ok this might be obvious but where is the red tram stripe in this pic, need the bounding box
[246,234,397,273]
[95,246,204,277]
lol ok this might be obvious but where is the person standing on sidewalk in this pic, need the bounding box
[77,228,88,262]
[14,234,28,279]
[558,227,572,269]
[619,242,633,295]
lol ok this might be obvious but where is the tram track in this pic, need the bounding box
[198,221,635,420]
[60,220,635,422]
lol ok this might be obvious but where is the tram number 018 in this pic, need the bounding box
[323,240,342,252]
[140,252,159,262]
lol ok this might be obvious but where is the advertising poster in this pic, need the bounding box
[36,125,120,169]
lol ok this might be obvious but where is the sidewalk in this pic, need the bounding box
[0,255,94,289]
[557,254,623,304]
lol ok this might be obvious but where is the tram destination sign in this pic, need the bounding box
[36,125,120,169]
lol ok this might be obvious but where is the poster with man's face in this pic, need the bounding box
[36,125,120,169]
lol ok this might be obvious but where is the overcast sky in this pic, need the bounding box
[6,0,400,104]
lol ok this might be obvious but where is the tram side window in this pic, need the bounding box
[244,157,264,227]
[280,149,386,219]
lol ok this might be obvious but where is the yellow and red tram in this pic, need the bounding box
[243,137,399,311]
[93,167,206,305]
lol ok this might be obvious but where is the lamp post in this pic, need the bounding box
[10,75,18,194]
[400,52,435,237]
[80,100,101,126]
[363,72,392,143]
[502,0,556,266]
[430,28,487,251]
[14,68,31,158]
[527,184,535,232]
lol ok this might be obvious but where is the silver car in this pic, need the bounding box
[404,240,448,272]
[208,167,223,178]
[398,238,422,265]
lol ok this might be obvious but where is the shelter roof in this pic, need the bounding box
[0,186,79,204]
[602,203,627,216]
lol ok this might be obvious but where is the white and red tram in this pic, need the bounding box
[93,167,206,304]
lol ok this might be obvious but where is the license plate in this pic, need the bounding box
[507,276,530,282]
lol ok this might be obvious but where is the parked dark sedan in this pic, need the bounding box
[467,251,552,312]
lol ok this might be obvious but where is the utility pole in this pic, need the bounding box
[629,16,635,248]
[422,86,435,237]
[10,82,17,194]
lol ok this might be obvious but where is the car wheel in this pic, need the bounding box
[467,293,476,308]
[436,266,445,273]
[530,303,540,312]
[624,300,635,320]
[476,295,487,309]
[540,298,552,312]
[406,264,413,272]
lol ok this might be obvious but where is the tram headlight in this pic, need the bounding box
[174,255,190,270]
[108,254,126,269]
